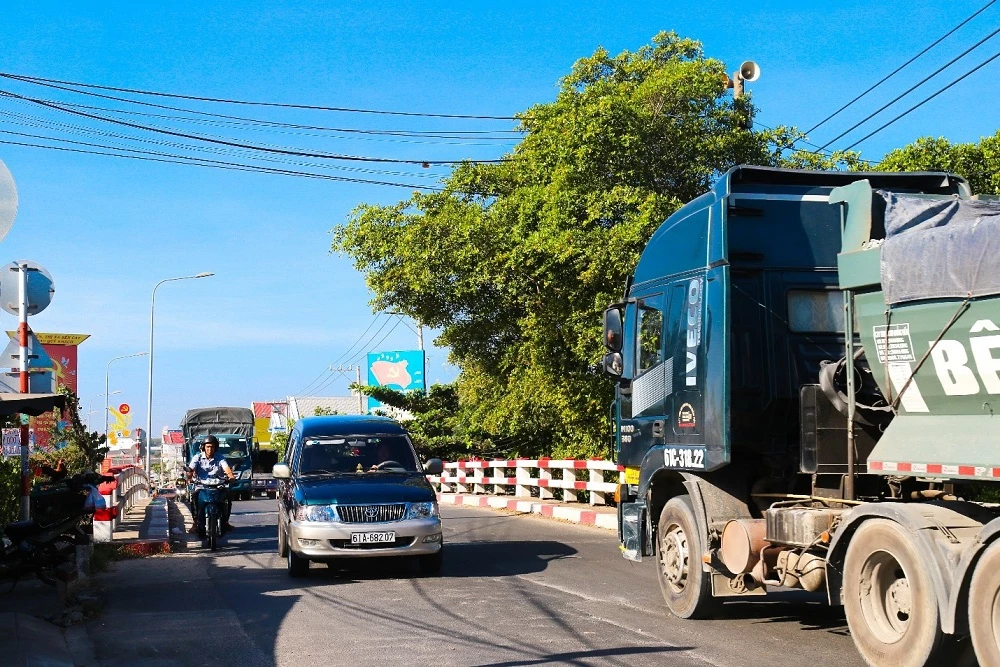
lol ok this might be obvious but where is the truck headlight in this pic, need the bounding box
[294,505,339,522]
[405,501,439,520]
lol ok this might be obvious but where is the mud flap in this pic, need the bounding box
[620,502,645,562]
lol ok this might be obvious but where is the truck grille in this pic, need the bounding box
[336,504,406,523]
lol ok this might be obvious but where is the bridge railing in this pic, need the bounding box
[426,459,623,506]
[93,465,150,542]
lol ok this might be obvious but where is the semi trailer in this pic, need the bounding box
[602,166,999,666]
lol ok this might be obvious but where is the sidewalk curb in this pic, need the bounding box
[438,493,617,530]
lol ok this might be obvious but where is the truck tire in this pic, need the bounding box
[655,496,716,619]
[843,519,943,667]
[969,539,1000,666]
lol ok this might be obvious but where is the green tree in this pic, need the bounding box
[334,32,804,458]
[34,388,108,475]
[352,382,491,461]
[876,131,1000,195]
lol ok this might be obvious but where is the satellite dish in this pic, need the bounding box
[0,159,16,244]
[0,260,55,316]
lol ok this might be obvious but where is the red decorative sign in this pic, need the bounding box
[119,403,130,415]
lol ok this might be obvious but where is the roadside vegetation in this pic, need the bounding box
[334,31,1000,462]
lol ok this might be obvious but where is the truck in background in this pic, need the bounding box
[602,166,999,666]
[180,407,256,500]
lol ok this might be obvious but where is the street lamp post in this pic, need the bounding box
[145,273,213,476]
[105,353,146,437]
[86,390,120,432]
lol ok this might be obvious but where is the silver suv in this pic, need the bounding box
[273,415,444,577]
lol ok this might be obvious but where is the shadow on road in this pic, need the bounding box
[468,646,695,667]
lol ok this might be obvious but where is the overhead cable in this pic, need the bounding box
[844,49,1000,151]
[803,0,997,136]
[817,26,1000,151]
[0,72,517,120]
[0,135,441,189]
[0,89,505,165]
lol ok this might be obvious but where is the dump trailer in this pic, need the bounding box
[180,407,256,500]
[601,166,1000,667]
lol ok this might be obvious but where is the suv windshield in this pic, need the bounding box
[297,435,418,474]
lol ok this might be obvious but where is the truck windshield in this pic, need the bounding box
[191,435,250,464]
[297,435,418,474]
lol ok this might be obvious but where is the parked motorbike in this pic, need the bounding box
[0,473,95,586]
[191,476,230,551]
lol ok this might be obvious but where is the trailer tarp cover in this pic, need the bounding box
[180,407,254,438]
[880,192,1000,304]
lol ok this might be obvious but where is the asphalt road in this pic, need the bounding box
[84,498,865,667]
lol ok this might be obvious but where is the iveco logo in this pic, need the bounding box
[365,507,378,519]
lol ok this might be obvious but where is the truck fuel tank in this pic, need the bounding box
[765,505,845,548]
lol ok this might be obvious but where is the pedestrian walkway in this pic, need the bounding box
[110,491,177,554]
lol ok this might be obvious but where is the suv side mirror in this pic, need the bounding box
[272,463,291,479]
[604,306,623,352]
[423,459,444,476]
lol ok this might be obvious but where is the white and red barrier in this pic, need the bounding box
[427,458,623,506]
[93,465,150,542]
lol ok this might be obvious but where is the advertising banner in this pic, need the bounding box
[366,350,425,411]
[13,333,90,450]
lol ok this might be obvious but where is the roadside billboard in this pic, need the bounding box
[10,332,90,450]
[366,350,425,411]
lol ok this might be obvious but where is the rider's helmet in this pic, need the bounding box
[204,435,219,446]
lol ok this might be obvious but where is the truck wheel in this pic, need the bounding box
[969,540,1000,666]
[656,496,715,619]
[843,519,943,667]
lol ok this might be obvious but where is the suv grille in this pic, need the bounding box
[336,504,406,523]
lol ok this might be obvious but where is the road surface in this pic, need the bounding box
[84,499,863,666]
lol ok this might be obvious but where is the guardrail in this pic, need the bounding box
[93,465,150,542]
[426,458,623,506]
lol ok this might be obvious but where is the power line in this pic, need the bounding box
[294,315,386,396]
[0,135,441,189]
[803,0,997,137]
[0,111,447,179]
[0,86,522,139]
[0,72,517,120]
[844,49,1000,151]
[0,89,506,165]
[817,26,1000,151]
[345,319,404,367]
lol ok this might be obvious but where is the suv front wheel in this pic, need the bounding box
[287,547,309,577]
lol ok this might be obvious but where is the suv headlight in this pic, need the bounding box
[240,470,252,480]
[405,501,439,520]
[295,505,339,522]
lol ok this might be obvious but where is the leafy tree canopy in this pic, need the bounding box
[332,31,989,459]
[876,131,1000,195]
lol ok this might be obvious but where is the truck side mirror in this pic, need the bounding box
[604,307,623,352]
[603,352,624,378]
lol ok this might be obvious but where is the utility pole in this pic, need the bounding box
[356,366,363,414]
[17,263,30,521]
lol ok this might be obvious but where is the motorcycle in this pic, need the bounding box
[191,475,230,551]
[0,473,94,586]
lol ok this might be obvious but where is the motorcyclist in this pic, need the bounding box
[186,435,236,534]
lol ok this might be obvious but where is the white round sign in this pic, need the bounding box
[0,260,55,316]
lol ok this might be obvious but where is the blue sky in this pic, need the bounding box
[0,1,996,435]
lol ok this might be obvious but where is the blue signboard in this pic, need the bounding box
[367,350,426,411]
